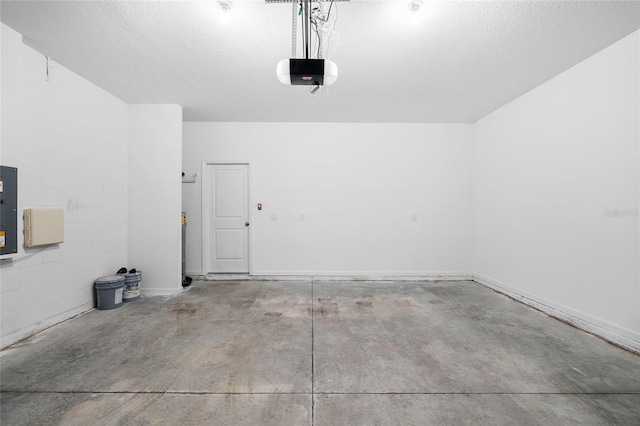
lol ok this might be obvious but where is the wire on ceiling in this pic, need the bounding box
[295,1,337,61]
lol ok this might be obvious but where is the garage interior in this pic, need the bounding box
[1,1,639,424]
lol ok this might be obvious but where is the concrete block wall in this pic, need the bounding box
[0,24,184,349]
[0,24,129,347]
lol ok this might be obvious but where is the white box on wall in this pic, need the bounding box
[24,209,64,247]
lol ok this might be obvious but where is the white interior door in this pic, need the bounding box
[206,164,249,273]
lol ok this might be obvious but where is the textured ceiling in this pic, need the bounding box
[1,0,639,123]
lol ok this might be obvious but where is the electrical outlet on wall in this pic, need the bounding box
[300,214,305,221]
[270,214,278,221]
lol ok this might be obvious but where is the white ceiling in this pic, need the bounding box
[1,0,639,123]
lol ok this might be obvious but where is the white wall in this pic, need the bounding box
[0,24,129,348]
[128,105,183,295]
[183,123,472,277]
[2,18,637,354]
[472,30,640,346]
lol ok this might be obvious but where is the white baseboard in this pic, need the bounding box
[141,287,184,297]
[473,273,640,355]
[201,274,313,281]
[311,274,473,281]
[198,271,473,282]
[1,303,93,350]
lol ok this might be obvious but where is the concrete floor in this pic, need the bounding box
[1,280,639,425]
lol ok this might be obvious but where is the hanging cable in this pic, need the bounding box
[315,22,321,59]
[326,2,339,60]
[327,0,334,19]
[307,1,336,61]
[311,2,324,59]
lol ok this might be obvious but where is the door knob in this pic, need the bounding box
[245,222,250,226]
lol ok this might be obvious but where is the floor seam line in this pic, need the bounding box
[312,391,640,395]
[311,277,315,426]
[0,390,315,395]
[4,390,639,396]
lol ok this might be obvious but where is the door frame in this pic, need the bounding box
[201,161,252,275]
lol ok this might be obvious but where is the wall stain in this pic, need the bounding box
[170,303,198,316]
[169,302,204,335]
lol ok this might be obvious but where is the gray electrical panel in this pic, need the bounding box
[0,166,18,255]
